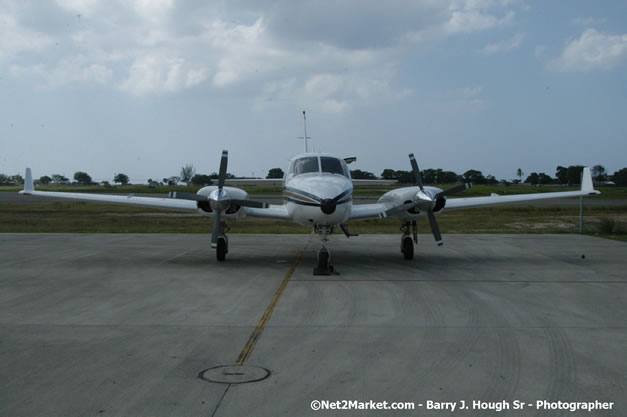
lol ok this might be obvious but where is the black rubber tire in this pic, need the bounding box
[216,238,227,261]
[402,236,414,260]
[318,249,329,269]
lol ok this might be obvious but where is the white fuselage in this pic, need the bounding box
[195,152,354,227]
[284,172,353,226]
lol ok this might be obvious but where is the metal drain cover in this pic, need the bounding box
[200,365,270,384]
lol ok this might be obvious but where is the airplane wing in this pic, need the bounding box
[19,169,198,212]
[244,205,291,220]
[444,167,599,210]
[349,203,390,220]
[349,167,599,219]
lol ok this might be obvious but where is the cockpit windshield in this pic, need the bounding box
[287,155,350,179]
[292,157,319,176]
[320,157,346,176]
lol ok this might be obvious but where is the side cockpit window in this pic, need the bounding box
[321,157,347,177]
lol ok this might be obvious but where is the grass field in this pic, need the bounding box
[1,201,626,241]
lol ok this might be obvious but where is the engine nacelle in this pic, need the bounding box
[197,200,212,213]
[377,185,447,218]
[195,185,249,217]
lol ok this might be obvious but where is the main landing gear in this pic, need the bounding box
[400,220,418,260]
[215,222,230,261]
[314,225,336,275]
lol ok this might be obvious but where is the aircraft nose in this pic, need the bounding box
[320,199,336,214]
[319,186,352,215]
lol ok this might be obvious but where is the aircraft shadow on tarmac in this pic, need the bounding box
[65,245,583,274]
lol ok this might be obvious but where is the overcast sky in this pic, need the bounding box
[1,0,626,183]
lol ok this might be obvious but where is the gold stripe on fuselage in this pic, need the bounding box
[283,191,319,204]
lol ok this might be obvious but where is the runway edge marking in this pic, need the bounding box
[234,238,310,365]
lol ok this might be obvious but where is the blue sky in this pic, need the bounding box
[1,0,626,183]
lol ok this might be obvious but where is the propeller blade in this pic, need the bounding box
[427,210,443,246]
[218,150,228,190]
[384,202,417,217]
[168,191,207,201]
[230,199,269,209]
[211,209,221,248]
[436,183,471,198]
[408,153,424,190]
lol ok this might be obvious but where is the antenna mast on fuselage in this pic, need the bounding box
[298,110,311,153]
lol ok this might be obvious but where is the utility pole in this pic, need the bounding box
[580,195,583,234]
[579,169,584,234]
[298,110,311,153]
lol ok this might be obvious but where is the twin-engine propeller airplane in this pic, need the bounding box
[20,150,598,275]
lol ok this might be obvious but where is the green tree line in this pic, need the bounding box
[2,164,627,186]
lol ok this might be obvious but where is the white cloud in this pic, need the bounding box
[426,86,486,112]
[130,0,174,22]
[463,86,482,97]
[10,58,112,86]
[0,12,54,62]
[120,55,207,95]
[319,99,349,114]
[54,0,101,14]
[551,29,627,71]
[209,18,280,88]
[301,73,394,113]
[3,0,524,99]
[480,32,524,54]
[56,59,112,84]
[445,9,514,34]
[304,74,345,99]
[254,69,407,114]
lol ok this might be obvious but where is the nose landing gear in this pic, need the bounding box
[400,220,417,260]
[314,225,336,275]
[315,247,334,275]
